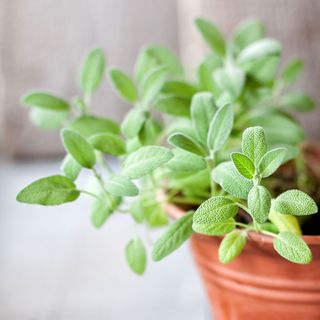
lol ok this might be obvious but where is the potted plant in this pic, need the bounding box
[17,18,320,319]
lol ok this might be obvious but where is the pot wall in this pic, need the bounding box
[165,203,320,320]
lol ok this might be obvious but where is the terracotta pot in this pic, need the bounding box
[165,203,320,320]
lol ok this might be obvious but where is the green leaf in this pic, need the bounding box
[193,196,238,228]
[242,126,267,166]
[29,108,68,129]
[258,148,286,178]
[248,186,271,223]
[191,92,217,145]
[232,19,265,51]
[231,152,255,179]
[91,197,114,228]
[123,146,173,179]
[61,129,96,169]
[125,237,147,275]
[152,211,193,261]
[140,66,167,104]
[247,113,305,145]
[161,80,198,98]
[121,107,147,138]
[61,155,82,181]
[155,95,190,118]
[168,133,206,156]
[273,232,312,264]
[135,45,183,82]
[80,48,106,93]
[105,175,138,197]
[273,190,318,216]
[282,58,303,84]
[193,218,235,236]
[280,92,315,112]
[21,92,69,111]
[109,68,137,103]
[195,18,226,57]
[130,201,144,224]
[69,115,120,138]
[167,149,206,172]
[214,66,245,99]
[17,175,79,205]
[139,118,163,146]
[238,38,281,64]
[197,55,222,93]
[212,161,253,199]
[143,201,168,227]
[218,231,247,264]
[207,104,234,152]
[243,56,280,84]
[269,209,302,235]
[88,133,126,156]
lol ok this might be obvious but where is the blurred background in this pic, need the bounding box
[1,0,320,319]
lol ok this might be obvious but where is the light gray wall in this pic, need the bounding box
[1,0,179,157]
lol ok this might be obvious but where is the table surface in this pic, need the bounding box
[0,158,208,320]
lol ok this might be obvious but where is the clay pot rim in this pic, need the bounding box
[164,202,320,245]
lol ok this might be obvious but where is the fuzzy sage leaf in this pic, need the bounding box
[248,186,271,223]
[231,152,255,179]
[258,148,286,178]
[61,129,96,169]
[273,232,312,264]
[207,104,234,152]
[193,218,235,236]
[218,231,247,264]
[80,48,106,93]
[168,133,206,156]
[17,175,80,206]
[123,146,173,179]
[109,68,137,103]
[22,92,69,111]
[152,211,193,261]
[193,196,238,227]
[273,190,318,216]
[88,133,126,156]
[105,175,138,197]
[125,237,147,275]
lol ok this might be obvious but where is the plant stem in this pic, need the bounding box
[207,154,217,197]
[78,189,100,200]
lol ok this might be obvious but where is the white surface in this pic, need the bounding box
[0,159,208,320]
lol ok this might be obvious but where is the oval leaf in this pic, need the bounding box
[105,175,138,197]
[61,129,96,169]
[123,146,173,179]
[193,218,235,236]
[121,108,147,138]
[168,133,206,156]
[61,155,82,181]
[273,190,318,216]
[167,149,206,172]
[155,95,190,118]
[242,126,267,166]
[218,231,247,264]
[109,68,137,103]
[29,109,68,129]
[80,48,106,93]
[273,232,312,264]
[195,18,226,57]
[88,133,126,156]
[258,148,286,178]
[193,196,238,228]
[269,209,302,235]
[282,58,303,84]
[69,115,120,138]
[17,175,79,205]
[125,238,147,275]
[231,152,255,179]
[212,161,253,199]
[22,92,69,111]
[207,104,234,152]
[152,211,193,261]
[191,92,217,145]
[248,186,271,223]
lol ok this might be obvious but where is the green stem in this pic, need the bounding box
[78,189,100,200]
[207,154,217,197]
